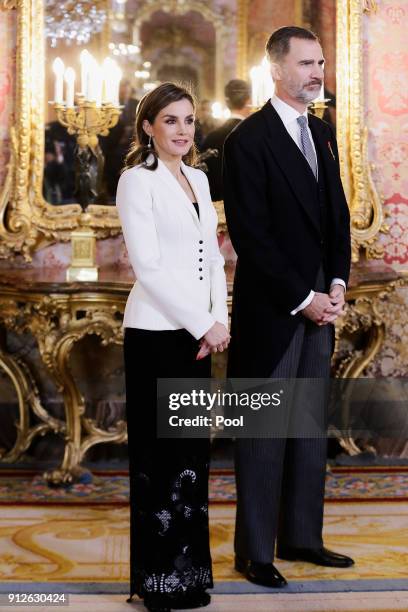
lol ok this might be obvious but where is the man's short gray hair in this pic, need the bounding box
[266,26,319,63]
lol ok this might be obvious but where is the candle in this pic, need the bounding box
[102,57,116,103]
[211,102,223,119]
[250,65,260,107]
[318,82,325,101]
[94,66,103,107]
[112,64,123,107]
[52,57,65,104]
[64,67,75,107]
[87,56,98,101]
[80,49,91,98]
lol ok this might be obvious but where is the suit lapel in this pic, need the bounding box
[308,115,340,204]
[156,158,201,229]
[260,102,320,235]
[181,162,207,226]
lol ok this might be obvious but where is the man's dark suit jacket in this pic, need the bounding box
[223,101,351,377]
[202,117,242,201]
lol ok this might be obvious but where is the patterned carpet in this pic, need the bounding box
[0,468,407,593]
[0,502,407,592]
[0,468,407,505]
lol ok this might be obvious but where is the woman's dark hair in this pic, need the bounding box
[122,82,197,172]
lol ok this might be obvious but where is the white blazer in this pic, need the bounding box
[116,157,228,340]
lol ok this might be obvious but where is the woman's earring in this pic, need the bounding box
[148,135,152,148]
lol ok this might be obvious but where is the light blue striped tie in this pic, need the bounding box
[297,115,317,179]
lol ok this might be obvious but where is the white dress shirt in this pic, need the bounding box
[270,96,346,314]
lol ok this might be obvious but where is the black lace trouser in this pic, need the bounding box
[124,327,213,602]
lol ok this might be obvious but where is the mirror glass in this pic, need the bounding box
[43,1,336,206]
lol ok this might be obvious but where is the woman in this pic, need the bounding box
[116,82,229,612]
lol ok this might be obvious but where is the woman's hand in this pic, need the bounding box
[204,322,230,351]
[196,322,230,360]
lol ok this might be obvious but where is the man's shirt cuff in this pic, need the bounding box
[330,278,346,291]
[290,290,315,315]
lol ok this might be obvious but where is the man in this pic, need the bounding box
[195,99,218,148]
[202,79,251,201]
[223,26,353,588]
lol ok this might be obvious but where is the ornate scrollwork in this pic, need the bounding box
[0,128,16,257]
[0,0,21,9]
[0,0,123,260]
[0,344,65,462]
[332,277,406,455]
[336,1,388,263]
[237,0,248,79]
[0,280,128,484]
[334,279,406,378]
[362,0,377,13]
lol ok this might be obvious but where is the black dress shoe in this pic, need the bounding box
[277,546,354,567]
[235,555,287,588]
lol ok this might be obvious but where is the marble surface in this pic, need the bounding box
[0,263,237,295]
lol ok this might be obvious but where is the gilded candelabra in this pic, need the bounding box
[53,97,121,150]
[52,97,121,209]
[51,97,121,281]
[309,97,331,120]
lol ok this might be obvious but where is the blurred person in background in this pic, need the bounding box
[201,79,251,201]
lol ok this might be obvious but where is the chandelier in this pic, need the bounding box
[108,42,140,58]
[45,0,107,47]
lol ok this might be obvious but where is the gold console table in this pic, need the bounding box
[0,268,133,485]
[0,266,405,484]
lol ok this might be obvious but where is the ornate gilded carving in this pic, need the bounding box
[0,0,122,260]
[336,1,387,262]
[0,129,16,250]
[213,200,227,235]
[363,0,377,13]
[334,280,405,378]
[237,0,248,80]
[0,280,128,484]
[0,341,65,463]
[332,278,406,455]
[294,0,304,27]
[0,0,21,9]
[0,0,34,259]
[53,101,121,151]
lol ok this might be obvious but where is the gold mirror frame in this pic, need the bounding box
[336,0,387,262]
[0,0,122,260]
[0,0,387,261]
